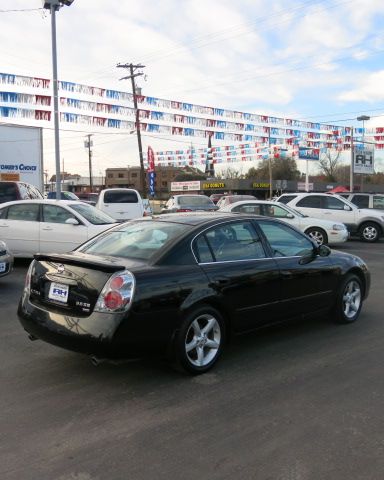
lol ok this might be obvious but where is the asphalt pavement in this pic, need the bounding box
[1,241,384,480]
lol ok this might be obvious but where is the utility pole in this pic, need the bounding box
[350,126,354,192]
[268,127,273,199]
[117,62,146,197]
[84,134,93,192]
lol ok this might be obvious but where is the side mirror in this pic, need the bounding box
[286,213,294,219]
[65,218,79,225]
[344,205,351,211]
[317,244,331,257]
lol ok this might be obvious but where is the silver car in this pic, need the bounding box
[0,240,13,277]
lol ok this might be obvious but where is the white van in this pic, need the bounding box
[95,188,145,221]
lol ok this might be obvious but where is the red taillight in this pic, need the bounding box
[176,208,192,212]
[95,270,135,313]
[104,291,124,310]
[110,276,124,290]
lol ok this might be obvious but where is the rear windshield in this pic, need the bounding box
[79,220,189,260]
[0,183,18,203]
[70,203,117,225]
[104,191,138,203]
[178,196,212,206]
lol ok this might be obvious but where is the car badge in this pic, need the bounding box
[56,264,65,274]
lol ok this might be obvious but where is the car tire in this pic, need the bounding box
[359,222,380,242]
[332,274,363,324]
[173,305,225,374]
[305,227,328,245]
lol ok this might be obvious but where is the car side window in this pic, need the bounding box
[263,205,290,218]
[42,205,76,224]
[373,196,384,209]
[324,196,346,210]
[7,204,39,221]
[296,195,322,208]
[352,195,369,209]
[194,236,214,263]
[200,221,266,262]
[233,204,261,215]
[278,195,297,205]
[258,220,314,257]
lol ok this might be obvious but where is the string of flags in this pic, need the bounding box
[0,72,383,169]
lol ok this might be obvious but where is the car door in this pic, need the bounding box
[194,219,282,333]
[0,203,40,255]
[256,219,338,317]
[40,204,88,253]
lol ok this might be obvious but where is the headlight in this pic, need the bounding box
[332,224,346,231]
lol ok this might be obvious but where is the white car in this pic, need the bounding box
[277,192,384,242]
[0,200,117,257]
[219,200,348,245]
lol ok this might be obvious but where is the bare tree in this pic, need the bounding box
[318,150,342,182]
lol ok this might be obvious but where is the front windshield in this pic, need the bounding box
[70,203,116,225]
[79,220,190,260]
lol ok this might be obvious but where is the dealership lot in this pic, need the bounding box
[1,240,384,480]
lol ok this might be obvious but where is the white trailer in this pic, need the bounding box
[0,124,44,192]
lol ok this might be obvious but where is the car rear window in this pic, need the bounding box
[178,196,212,206]
[79,220,189,261]
[277,195,297,204]
[104,191,138,203]
[0,182,18,203]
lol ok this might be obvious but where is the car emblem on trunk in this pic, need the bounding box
[56,264,65,274]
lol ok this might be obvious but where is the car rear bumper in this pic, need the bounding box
[17,292,174,359]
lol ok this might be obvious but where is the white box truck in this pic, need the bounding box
[0,124,44,192]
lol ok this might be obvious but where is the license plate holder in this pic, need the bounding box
[48,282,69,304]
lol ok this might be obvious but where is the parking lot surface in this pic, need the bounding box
[1,240,384,480]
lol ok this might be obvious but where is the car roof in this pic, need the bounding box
[0,199,87,208]
[144,211,261,226]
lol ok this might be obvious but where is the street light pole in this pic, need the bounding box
[43,0,76,198]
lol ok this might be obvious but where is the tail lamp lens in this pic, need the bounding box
[94,270,135,313]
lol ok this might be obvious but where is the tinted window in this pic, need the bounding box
[278,195,297,204]
[178,196,213,206]
[0,183,18,203]
[202,221,266,262]
[80,221,188,260]
[104,191,138,203]
[258,220,313,257]
[351,195,369,209]
[296,196,322,208]
[324,196,346,210]
[194,236,214,263]
[7,203,39,221]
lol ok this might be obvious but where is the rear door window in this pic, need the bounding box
[7,203,39,221]
[277,195,298,204]
[296,196,322,208]
[350,194,368,208]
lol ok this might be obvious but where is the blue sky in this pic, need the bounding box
[1,0,384,176]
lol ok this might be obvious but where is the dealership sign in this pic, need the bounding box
[171,181,201,191]
[354,147,374,174]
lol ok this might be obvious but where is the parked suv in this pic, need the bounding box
[95,188,145,221]
[338,192,384,210]
[276,192,384,242]
[0,181,43,203]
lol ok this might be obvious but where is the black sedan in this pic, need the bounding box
[18,213,370,374]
